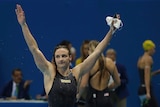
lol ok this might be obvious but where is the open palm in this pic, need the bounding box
[15,4,26,25]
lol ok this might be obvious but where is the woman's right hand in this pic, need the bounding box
[15,4,26,26]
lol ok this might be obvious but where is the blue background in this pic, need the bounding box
[0,0,160,107]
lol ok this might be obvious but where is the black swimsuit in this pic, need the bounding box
[48,71,77,107]
[86,71,113,107]
[138,68,158,107]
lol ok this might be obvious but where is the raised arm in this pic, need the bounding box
[77,25,116,77]
[15,4,53,73]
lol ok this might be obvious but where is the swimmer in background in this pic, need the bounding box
[137,40,160,107]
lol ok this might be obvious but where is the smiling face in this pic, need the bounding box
[54,47,71,69]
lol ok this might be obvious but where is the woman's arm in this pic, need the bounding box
[76,72,89,100]
[77,26,116,78]
[15,4,53,73]
[144,58,151,100]
[151,69,160,76]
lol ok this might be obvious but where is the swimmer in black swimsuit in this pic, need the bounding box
[48,68,77,107]
[77,41,120,107]
[137,40,160,107]
[15,4,119,107]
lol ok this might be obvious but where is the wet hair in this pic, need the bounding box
[52,45,71,67]
[59,40,71,49]
[142,40,155,51]
[89,40,108,84]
